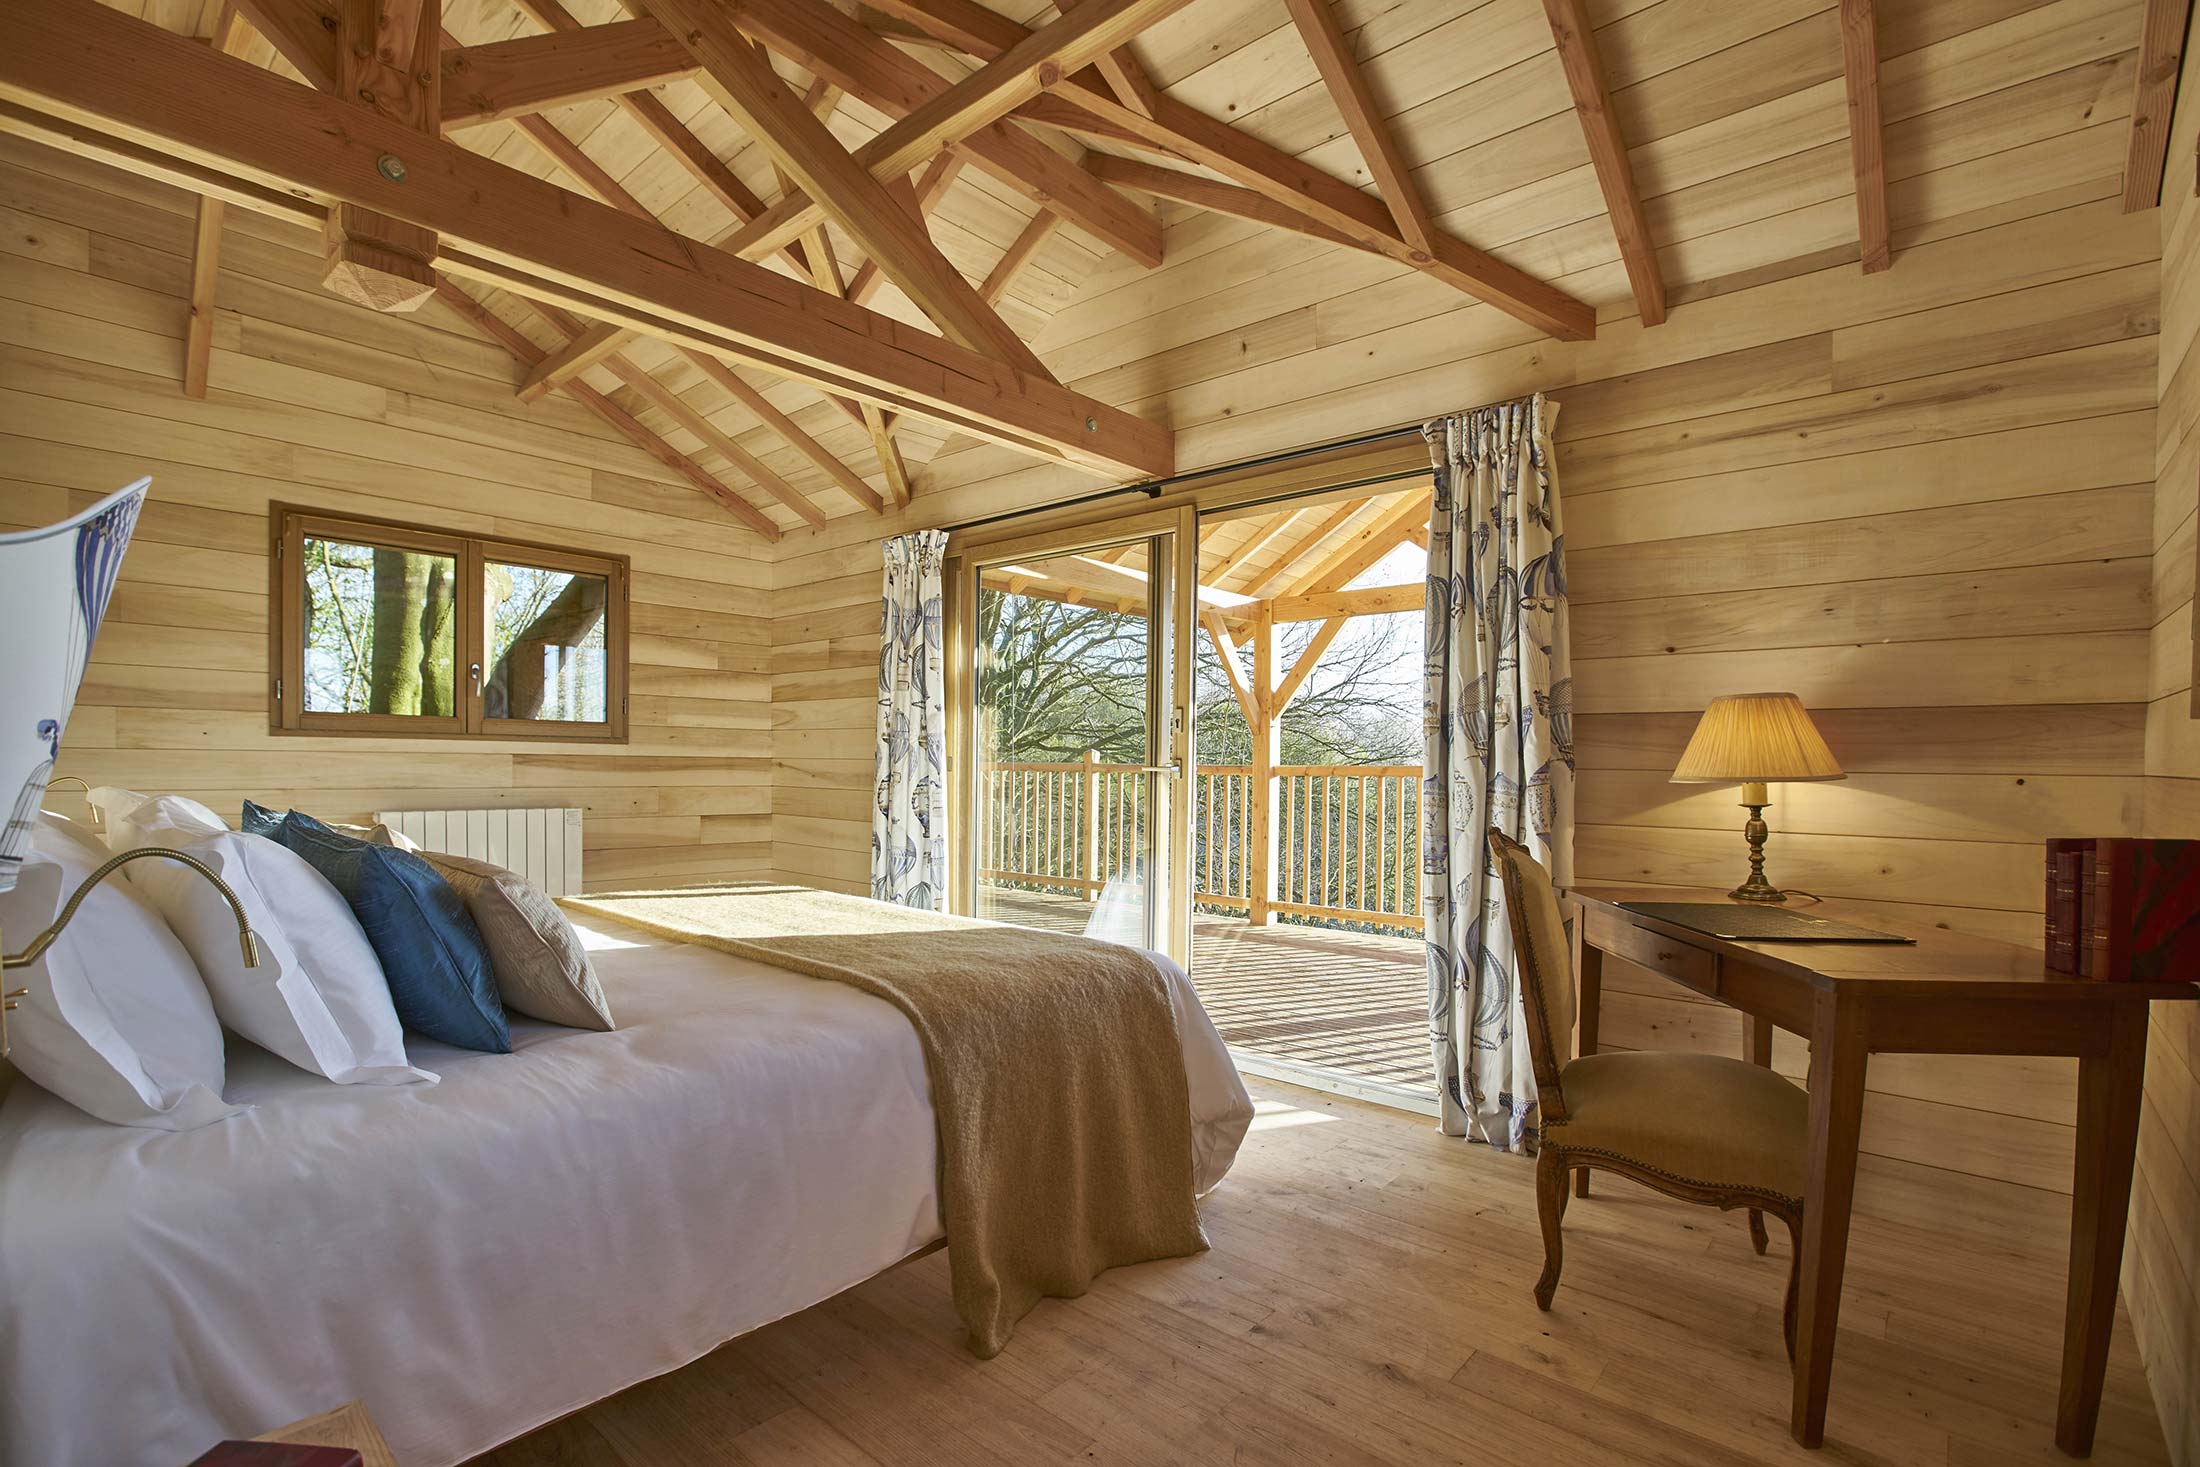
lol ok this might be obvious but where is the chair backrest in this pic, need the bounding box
[1486,828,1575,1121]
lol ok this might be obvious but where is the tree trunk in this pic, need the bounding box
[485,574,606,719]
[369,548,429,715]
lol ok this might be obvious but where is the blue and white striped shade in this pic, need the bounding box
[0,477,149,893]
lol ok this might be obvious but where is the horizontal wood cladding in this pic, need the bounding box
[771,195,2160,1226]
[2132,12,2200,1466]
[1,136,770,891]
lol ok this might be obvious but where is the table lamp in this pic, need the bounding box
[1670,692,1845,903]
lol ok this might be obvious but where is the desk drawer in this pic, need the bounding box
[1601,918,1720,997]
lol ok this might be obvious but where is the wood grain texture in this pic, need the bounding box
[2134,10,2200,1464]
[473,1078,2175,1467]
[1,136,773,892]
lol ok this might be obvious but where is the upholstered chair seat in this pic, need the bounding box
[1486,827,1808,1360]
[1548,1051,1808,1209]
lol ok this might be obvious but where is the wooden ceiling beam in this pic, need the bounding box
[718,0,1197,267]
[1280,489,1431,599]
[1087,154,1362,249]
[1543,0,1664,325]
[183,4,255,400]
[0,0,1172,477]
[502,0,813,285]
[1281,0,1434,260]
[866,0,1591,340]
[1201,508,1301,588]
[1837,0,1889,274]
[440,19,698,128]
[517,318,626,402]
[2123,0,2192,211]
[1243,497,1371,600]
[1265,582,1422,624]
[723,0,1161,268]
[980,211,1059,306]
[230,0,338,88]
[803,204,911,508]
[339,0,440,134]
[845,151,965,307]
[647,2,1050,380]
[686,353,887,515]
[431,280,781,540]
[602,354,826,528]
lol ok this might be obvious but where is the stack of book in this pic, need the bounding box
[2044,838,2199,981]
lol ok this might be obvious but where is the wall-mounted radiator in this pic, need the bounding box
[374,807,584,896]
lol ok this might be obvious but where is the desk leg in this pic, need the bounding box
[1745,1013,1774,1255]
[1792,990,1868,1449]
[2056,1004,2149,1456]
[1573,941,1601,1199]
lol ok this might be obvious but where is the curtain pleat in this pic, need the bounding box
[1421,394,1574,1149]
[871,529,949,910]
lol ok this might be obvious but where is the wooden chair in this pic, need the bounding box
[1485,828,1809,1358]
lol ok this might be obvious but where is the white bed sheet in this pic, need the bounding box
[0,912,1253,1467]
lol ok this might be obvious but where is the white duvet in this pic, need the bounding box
[0,912,1253,1467]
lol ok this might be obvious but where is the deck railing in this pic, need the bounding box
[980,754,1424,933]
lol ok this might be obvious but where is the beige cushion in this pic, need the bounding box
[370,831,613,1032]
[1545,1051,1808,1206]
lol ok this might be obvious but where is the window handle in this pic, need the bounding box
[469,662,482,689]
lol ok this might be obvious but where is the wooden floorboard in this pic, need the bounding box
[980,885,1434,1093]
[474,1078,2171,1467]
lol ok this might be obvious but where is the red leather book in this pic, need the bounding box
[2044,838,2200,982]
[185,1443,363,1467]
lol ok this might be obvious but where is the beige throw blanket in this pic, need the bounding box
[560,883,1207,1357]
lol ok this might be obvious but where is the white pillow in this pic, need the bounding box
[0,817,239,1130]
[95,795,435,1087]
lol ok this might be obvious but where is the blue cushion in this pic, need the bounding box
[239,799,286,838]
[271,810,510,1053]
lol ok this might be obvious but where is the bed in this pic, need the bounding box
[0,908,1254,1467]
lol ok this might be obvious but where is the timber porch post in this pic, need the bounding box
[1248,603,1282,926]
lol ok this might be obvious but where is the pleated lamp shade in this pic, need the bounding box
[1670,693,1845,784]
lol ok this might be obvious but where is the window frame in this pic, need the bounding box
[271,504,630,744]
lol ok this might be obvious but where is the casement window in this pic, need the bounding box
[271,505,629,742]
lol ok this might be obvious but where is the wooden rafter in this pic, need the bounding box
[502,0,814,285]
[602,355,826,528]
[0,0,1173,477]
[1278,489,1431,598]
[1244,497,1371,599]
[1088,155,1361,249]
[1837,0,1889,274]
[183,4,255,400]
[1280,0,1434,259]
[440,19,697,128]
[431,281,781,539]
[803,223,914,507]
[338,0,440,134]
[980,211,1059,305]
[724,0,1162,268]
[866,0,1592,340]
[230,0,339,87]
[1543,0,1664,325]
[845,152,966,307]
[717,0,1197,268]
[1203,509,1302,588]
[650,0,1051,380]
[518,319,625,402]
[2123,0,2193,212]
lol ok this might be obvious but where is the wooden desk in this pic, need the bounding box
[1565,885,2196,1456]
[253,1401,396,1467]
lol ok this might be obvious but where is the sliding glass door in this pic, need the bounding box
[948,510,1194,963]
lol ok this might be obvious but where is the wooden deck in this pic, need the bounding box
[980,886,1432,1097]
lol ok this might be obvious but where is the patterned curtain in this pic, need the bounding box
[871,530,949,910]
[1421,394,1575,1150]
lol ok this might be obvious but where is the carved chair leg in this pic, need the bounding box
[1782,1211,1804,1363]
[1534,1148,1567,1311]
[1748,1209,1769,1255]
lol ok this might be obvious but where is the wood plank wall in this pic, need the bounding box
[0,137,775,890]
[2131,11,2200,1464]
[771,196,2164,1212]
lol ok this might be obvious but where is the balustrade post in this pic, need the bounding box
[1248,603,1281,925]
[1081,748,1101,901]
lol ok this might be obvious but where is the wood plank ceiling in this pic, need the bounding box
[58,0,2179,540]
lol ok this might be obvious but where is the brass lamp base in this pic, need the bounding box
[1729,784,1786,903]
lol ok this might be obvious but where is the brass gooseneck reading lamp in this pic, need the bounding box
[2,782,261,1058]
[1669,693,1846,904]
